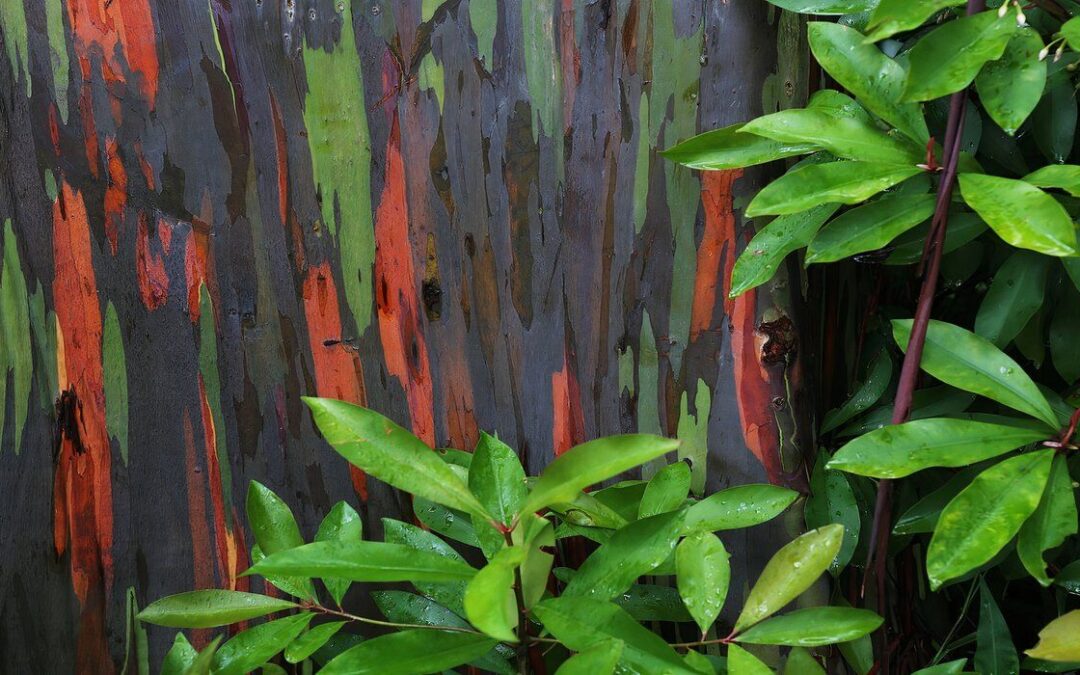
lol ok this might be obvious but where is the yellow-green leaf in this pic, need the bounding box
[958,173,1078,257]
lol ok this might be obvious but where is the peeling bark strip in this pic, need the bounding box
[0,2,811,669]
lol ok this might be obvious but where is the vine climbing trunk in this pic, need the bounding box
[0,1,817,671]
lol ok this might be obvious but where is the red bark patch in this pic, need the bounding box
[551,353,584,457]
[67,0,159,107]
[136,213,168,310]
[103,137,127,255]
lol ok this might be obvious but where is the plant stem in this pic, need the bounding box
[503,529,531,675]
[310,603,483,635]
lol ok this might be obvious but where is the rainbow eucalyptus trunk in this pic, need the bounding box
[0,1,815,670]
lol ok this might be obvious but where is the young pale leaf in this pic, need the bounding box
[927,450,1054,589]
[746,162,922,217]
[639,462,691,518]
[975,579,1019,675]
[246,481,315,600]
[137,591,298,628]
[975,251,1050,347]
[520,434,679,515]
[806,194,934,264]
[564,510,685,600]
[161,633,198,675]
[675,532,730,634]
[320,630,498,675]
[728,644,773,675]
[730,205,840,297]
[469,432,527,526]
[741,109,921,165]
[685,484,798,533]
[284,621,346,664]
[211,613,313,675]
[893,319,1059,429]
[829,418,1046,478]
[821,350,892,433]
[958,174,1077,257]
[735,607,882,646]
[662,124,817,170]
[554,640,623,675]
[865,0,965,42]
[1024,165,1080,197]
[1027,611,1080,662]
[302,398,488,518]
[734,525,845,632]
[464,548,524,642]
[1018,455,1078,586]
[534,597,701,675]
[245,541,477,583]
[314,501,362,606]
[807,22,929,143]
[975,29,1046,134]
[904,10,1016,102]
[804,452,860,573]
[763,0,877,13]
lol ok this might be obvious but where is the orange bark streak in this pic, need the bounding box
[551,354,584,457]
[67,0,159,107]
[103,137,127,255]
[136,213,168,310]
[692,170,742,341]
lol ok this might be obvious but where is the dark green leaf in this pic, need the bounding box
[730,205,840,297]
[958,174,1077,256]
[741,109,920,165]
[975,28,1046,134]
[746,161,922,217]
[975,579,1019,675]
[284,621,345,664]
[320,630,498,675]
[685,484,798,533]
[676,532,730,633]
[975,250,1051,347]
[1018,455,1078,585]
[904,11,1016,102]
[662,124,816,171]
[865,0,965,42]
[246,481,315,600]
[212,613,313,675]
[1024,165,1080,197]
[245,541,477,583]
[613,583,693,623]
[1032,79,1077,164]
[893,465,982,535]
[382,518,468,615]
[414,496,483,549]
[315,502,362,606]
[554,640,623,675]
[639,462,691,518]
[735,607,882,646]
[912,660,968,675]
[137,591,297,629]
[885,212,986,265]
[1050,286,1080,384]
[805,452,860,573]
[806,194,934,264]
[821,350,892,435]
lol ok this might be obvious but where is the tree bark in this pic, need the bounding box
[0,1,815,671]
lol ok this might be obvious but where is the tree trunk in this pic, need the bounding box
[0,0,815,671]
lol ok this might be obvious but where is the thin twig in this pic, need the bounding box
[310,603,484,635]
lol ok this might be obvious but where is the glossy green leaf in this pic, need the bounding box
[469,432,527,527]
[211,613,313,675]
[675,532,730,633]
[829,418,1046,478]
[183,636,221,675]
[382,518,468,615]
[742,109,920,165]
[514,514,555,609]
[975,250,1050,347]
[804,452,860,573]
[912,659,968,675]
[976,28,1046,134]
[639,461,691,518]
[302,398,488,517]
[806,193,934,264]
[565,510,685,600]
[1063,17,1080,50]
[904,10,1016,102]
[464,547,523,642]
[685,484,799,533]
[893,465,982,535]
[554,640,623,675]
[865,0,965,42]
[533,597,700,675]
[315,502,362,606]
[1050,287,1080,384]
[764,0,877,13]
[839,386,975,438]
[736,607,882,646]
[246,481,315,600]
[1024,165,1080,197]
[1018,455,1078,586]
[893,319,1059,428]
[1032,79,1077,164]
[808,89,875,123]
[1027,611,1080,662]
[927,450,1054,589]
[734,524,845,632]
[245,541,476,583]
[728,644,773,675]
[885,211,986,265]
[160,633,198,675]
[284,621,345,664]
[613,583,693,623]
[785,647,827,675]
[730,205,840,297]
[520,434,679,515]
[975,579,1019,675]
[808,22,929,143]
[662,124,817,170]
[137,591,297,629]
[320,629,497,675]
[958,173,1077,256]
[820,349,892,432]
[414,496,483,549]
[746,161,922,217]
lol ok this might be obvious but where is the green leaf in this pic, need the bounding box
[885,211,986,265]
[958,174,1077,256]
[808,22,929,143]
[662,124,816,171]
[1051,286,1080,384]
[245,541,477,583]
[1032,79,1077,164]
[893,465,983,534]
[137,591,297,628]
[183,636,221,675]
[554,640,623,675]
[414,496,483,549]
[1027,611,1080,662]
[975,250,1051,347]
[912,659,968,675]
[469,432,527,526]
[1024,165,1080,197]
[820,349,892,433]
[613,583,693,623]
[515,514,556,609]
[315,502,362,606]
[246,481,315,600]
[160,633,198,675]
[302,398,488,517]
[639,462,691,518]
[320,629,498,675]
[829,418,1046,478]
[734,524,845,632]
[865,0,965,42]
[564,510,685,600]
[382,518,468,615]
[904,10,1016,102]
[284,621,345,664]
[729,205,840,297]
[741,109,920,165]
[728,644,773,675]
[1018,455,1078,586]
[785,647,827,675]
[534,597,700,674]
[520,434,679,515]
[804,452,860,573]
[735,607,882,646]
[746,161,922,217]
[764,0,877,13]
[675,532,730,633]
[892,319,1059,428]
[975,28,1046,134]
[212,613,313,675]
[464,547,524,642]
[685,484,799,533]
[806,193,934,264]
[975,579,1019,675]
[1063,17,1080,51]
[927,450,1055,589]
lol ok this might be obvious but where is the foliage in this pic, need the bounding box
[139,401,878,673]
[666,0,1080,671]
